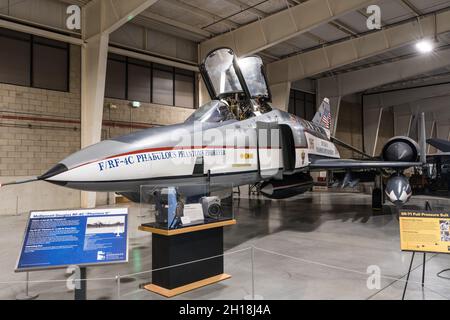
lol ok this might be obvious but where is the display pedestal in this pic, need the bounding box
[139,220,236,298]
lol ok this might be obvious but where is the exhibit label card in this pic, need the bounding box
[183,204,205,223]
[16,208,128,271]
[399,210,450,254]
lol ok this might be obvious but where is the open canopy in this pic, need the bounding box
[202,48,243,98]
[201,48,271,101]
[238,56,270,101]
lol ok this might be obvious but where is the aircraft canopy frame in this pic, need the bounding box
[200,48,271,102]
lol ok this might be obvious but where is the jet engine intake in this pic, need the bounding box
[381,137,419,162]
[260,173,313,199]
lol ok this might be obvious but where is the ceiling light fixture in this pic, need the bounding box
[416,40,434,53]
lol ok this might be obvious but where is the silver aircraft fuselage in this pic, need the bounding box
[3,47,421,206]
[40,102,339,194]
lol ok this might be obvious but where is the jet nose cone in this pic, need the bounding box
[39,163,68,180]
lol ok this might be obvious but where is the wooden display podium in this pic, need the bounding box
[139,219,236,298]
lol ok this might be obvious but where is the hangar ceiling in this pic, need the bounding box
[144,0,450,64]
[59,0,450,87]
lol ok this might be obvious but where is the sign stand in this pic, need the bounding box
[16,272,39,300]
[139,220,236,298]
[401,201,432,300]
[74,267,87,300]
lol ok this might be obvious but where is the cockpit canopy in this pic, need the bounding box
[192,47,273,124]
[201,47,271,102]
[203,48,243,98]
[238,56,270,100]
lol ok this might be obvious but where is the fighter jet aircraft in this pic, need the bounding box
[1,47,426,206]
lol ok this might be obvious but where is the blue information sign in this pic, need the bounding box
[16,208,128,271]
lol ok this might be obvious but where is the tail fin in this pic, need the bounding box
[409,112,427,163]
[312,98,331,130]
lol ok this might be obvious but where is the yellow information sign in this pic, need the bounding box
[399,210,450,254]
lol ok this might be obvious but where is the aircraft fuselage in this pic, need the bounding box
[41,107,340,194]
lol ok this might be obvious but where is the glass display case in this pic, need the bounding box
[139,183,234,230]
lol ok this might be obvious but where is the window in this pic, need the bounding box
[175,73,194,108]
[0,29,31,86]
[0,28,69,91]
[305,91,315,121]
[288,89,316,121]
[105,53,196,108]
[105,54,126,100]
[153,64,173,106]
[128,60,151,103]
[33,37,69,91]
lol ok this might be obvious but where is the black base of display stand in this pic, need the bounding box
[139,220,236,297]
[152,227,224,289]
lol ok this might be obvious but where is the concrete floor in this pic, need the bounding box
[1,191,450,300]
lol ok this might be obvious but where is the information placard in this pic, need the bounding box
[16,208,128,271]
[399,209,450,254]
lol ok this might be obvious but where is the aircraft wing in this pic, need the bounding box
[427,152,450,157]
[427,138,450,152]
[426,152,450,162]
[309,159,421,169]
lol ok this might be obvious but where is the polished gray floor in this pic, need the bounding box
[1,192,450,300]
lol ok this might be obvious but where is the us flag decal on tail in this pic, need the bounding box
[312,98,332,130]
[321,111,331,128]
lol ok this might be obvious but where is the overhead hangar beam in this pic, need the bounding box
[83,0,158,41]
[403,95,450,115]
[199,0,374,60]
[317,47,450,100]
[366,72,450,93]
[364,81,450,109]
[399,0,422,16]
[267,9,450,85]
[393,97,450,126]
[135,11,212,41]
